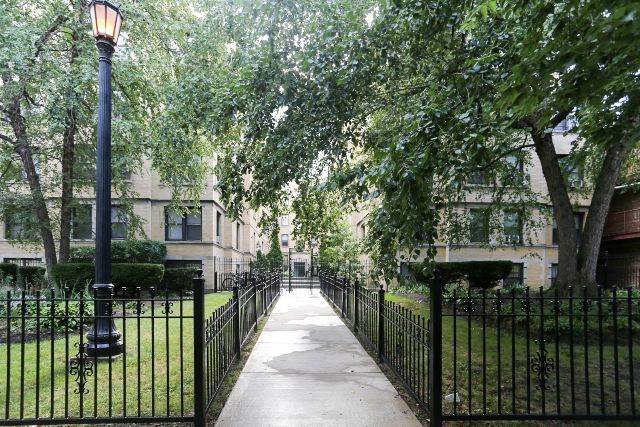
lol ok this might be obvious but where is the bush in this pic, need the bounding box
[112,263,164,291]
[0,263,18,283]
[410,261,513,289]
[19,266,46,287]
[52,263,164,292]
[52,263,94,292]
[160,267,198,292]
[69,240,167,264]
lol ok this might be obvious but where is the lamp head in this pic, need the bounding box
[89,0,124,45]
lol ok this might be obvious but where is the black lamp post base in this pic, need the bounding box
[86,282,124,358]
[84,341,124,359]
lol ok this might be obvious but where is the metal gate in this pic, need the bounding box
[285,250,319,290]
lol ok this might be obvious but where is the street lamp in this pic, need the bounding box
[86,0,124,358]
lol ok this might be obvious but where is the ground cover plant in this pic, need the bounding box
[0,292,231,419]
[385,292,640,417]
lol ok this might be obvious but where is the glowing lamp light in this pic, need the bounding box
[89,0,124,44]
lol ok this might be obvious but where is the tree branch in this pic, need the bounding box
[476,143,536,171]
[32,15,68,62]
[0,133,15,145]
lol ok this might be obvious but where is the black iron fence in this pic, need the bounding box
[0,270,281,426]
[319,271,640,425]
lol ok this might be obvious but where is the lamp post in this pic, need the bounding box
[86,0,124,358]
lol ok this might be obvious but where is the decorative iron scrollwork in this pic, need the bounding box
[551,299,562,314]
[530,339,554,391]
[161,301,174,315]
[492,299,504,314]
[133,300,145,315]
[69,343,94,395]
[579,299,591,313]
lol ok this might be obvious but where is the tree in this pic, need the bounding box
[266,233,284,270]
[0,0,197,279]
[318,219,361,273]
[199,0,639,291]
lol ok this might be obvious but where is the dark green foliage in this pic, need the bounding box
[266,234,284,269]
[52,263,164,292]
[19,266,46,287]
[0,263,18,283]
[51,263,94,291]
[69,240,167,264]
[0,288,93,334]
[443,284,640,337]
[112,264,165,291]
[411,261,513,289]
[160,267,197,292]
[253,250,270,271]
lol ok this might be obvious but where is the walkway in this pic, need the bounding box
[216,289,421,426]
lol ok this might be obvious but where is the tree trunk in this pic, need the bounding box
[7,97,58,279]
[58,31,80,264]
[59,107,76,263]
[577,120,638,286]
[532,130,578,293]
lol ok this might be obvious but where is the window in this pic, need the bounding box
[469,209,490,243]
[558,155,583,189]
[165,260,202,269]
[216,211,222,240]
[504,155,526,186]
[280,215,289,226]
[503,263,524,288]
[165,208,202,241]
[360,224,366,238]
[552,212,584,245]
[74,144,96,182]
[72,205,92,240]
[553,117,576,133]
[468,171,490,186]
[503,210,523,245]
[4,212,39,241]
[2,258,43,267]
[281,233,289,247]
[236,223,241,249]
[550,263,558,287]
[111,206,127,239]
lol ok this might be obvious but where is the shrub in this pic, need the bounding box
[0,263,18,283]
[410,261,513,289]
[112,263,164,291]
[19,266,46,287]
[69,240,167,264]
[160,267,198,292]
[52,263,165,292]
[52,263,94,292]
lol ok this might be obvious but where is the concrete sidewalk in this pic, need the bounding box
[216,289,421,427]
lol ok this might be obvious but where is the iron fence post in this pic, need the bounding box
[354,279,359,332]
[192,270,206,427]
[233,286,241,356]
[341,278,347,318]
[429,277,443,427]
[377,284,385,362]
[253,277,259,332]
[213,257,218,293]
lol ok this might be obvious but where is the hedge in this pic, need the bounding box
[69,240,167,264]
[410,261,513,289]
[0,264,46,287]
[0,263,18,282]
[19,266,46,287]
[160,267,198,292]
[52,263,165,292]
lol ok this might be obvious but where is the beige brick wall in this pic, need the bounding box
[0,158,266,291]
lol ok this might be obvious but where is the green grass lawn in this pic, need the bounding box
[0,292,232,421]
[385,293,640,417]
